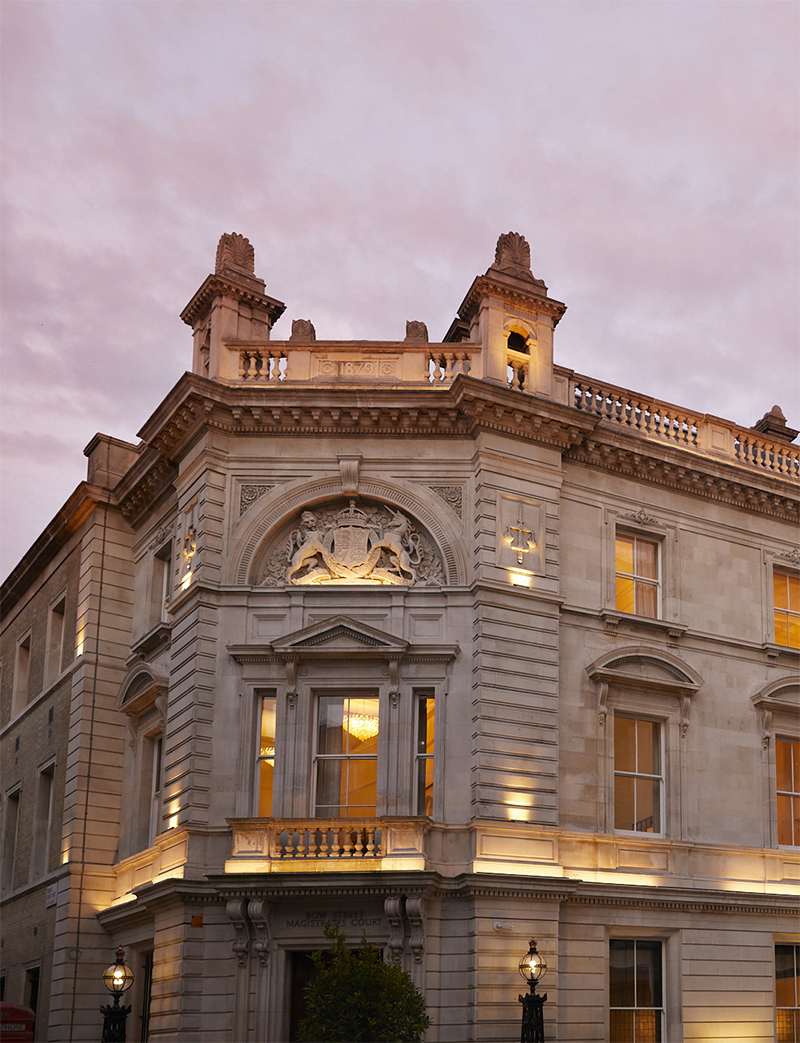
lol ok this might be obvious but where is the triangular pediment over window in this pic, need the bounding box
[227,615,458,665]
[272,616,410,656]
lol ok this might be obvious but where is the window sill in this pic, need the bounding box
[601,610,687,640]
[763,641,800,665]
[129,622,171,659]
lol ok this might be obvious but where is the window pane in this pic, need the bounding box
[778,794,794,845]
[637,720,656,774]
[635,778,659,833]
[610,940,635,1008]
[775,613,789,646]
[616,576,635,614]
[776,945,798,1008]
[777,740,795,792]
[259,759,274,816]
[635,580,658,619]
[636,941,662,1007]
[344,697,379,753]
[615,775,636,831]
[776,1008,796,1043]
[616,536,634,575]
[615,716,637,773]
[418,696,435,755]
[775,572,789,609]
[788,573,800,611]
[318,698,345,754]
[316,759,345,816]
[609,1009,634,1042]
[789,615,800,649]
[346,758,377,816]
[634,1009,661,1042]
[636,540,658,580]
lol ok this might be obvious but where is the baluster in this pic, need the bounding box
[239,352,248,380]
[509,361,521,390]
[296,829,306,858]
[461,352,471,376]
[365,827,375,857]
[330,828,341,858]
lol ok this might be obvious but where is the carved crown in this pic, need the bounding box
[215,233,255,276]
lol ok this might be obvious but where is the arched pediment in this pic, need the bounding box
[751,675,800,742]
[231,479,464,587]
[586,646,703,694]
[117,663,168,716]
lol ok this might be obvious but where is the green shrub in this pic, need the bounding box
[298,923,431,1042]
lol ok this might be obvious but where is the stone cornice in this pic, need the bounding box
[1,483,110,615]
[568,425,799,523]
[180,273,286,328]
[123,372,799,532]
[456,273,568,327]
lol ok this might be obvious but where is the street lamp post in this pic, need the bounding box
[518,939,547,1043]
[100,947,135,1043]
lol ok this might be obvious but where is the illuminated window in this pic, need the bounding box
[615,535,659,618]
[45,597,66,686]
[777,944,800,1043]
[314,694,379,818]
[777,738,800,846]
[257,693,276,816]
[416,691,435,816]
[610,939,663,1042]
[614,716,662,833]
[774,570,800,648]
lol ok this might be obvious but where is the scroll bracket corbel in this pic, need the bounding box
[389,658,401,707]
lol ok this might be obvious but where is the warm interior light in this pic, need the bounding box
[344,712,380,741]
[260,745,275,758]
[180,570,193,591]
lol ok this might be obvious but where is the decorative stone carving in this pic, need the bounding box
[406,898,426,963]
[290,319,316,342]
[778,548,800,566]
[239,484,274,516]
[501,500,538,564]
[753,405,799,444]
[622,508,657,526]
[149,522,174,550]
[261,500,444,587]
[215,233,255,276]
[429,486,463,519]
[227,899,250,966]
[405,321,428,343]
[490,232,536,282]
[248,900,271,967]
[338,454,361,496]
[384,897,405,963]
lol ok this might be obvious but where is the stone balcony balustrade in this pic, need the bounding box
[224,817,428,874]
[566,370,800,480]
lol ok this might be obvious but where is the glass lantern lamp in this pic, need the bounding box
[101,947,135,1043]
[518,939,548,1043]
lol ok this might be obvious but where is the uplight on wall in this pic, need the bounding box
[509,570,532,589]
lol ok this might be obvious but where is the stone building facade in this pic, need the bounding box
[1,231,798,1042]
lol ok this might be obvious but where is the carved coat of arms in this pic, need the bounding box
[285,501,424,585]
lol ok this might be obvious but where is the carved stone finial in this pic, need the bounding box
[752,405,799,444]
[290,319,316,342]
[405,321,428,343]
[490,231,536,282]
[215,233,255,276]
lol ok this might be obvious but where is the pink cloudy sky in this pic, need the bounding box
[1,1,798,580]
